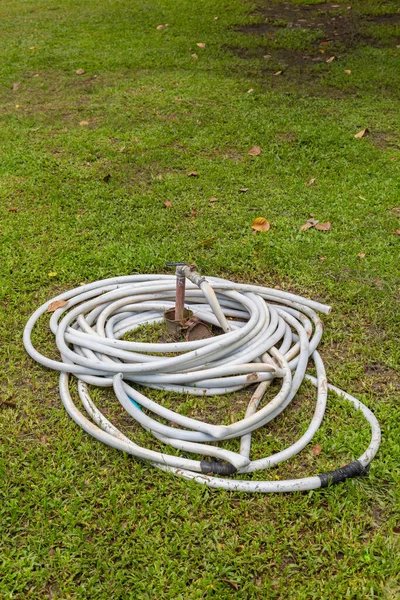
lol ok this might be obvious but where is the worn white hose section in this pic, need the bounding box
[23,273,381,493]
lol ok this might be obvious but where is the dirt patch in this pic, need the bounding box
[230,1,400,86]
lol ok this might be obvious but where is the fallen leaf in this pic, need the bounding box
[191,208,198,217]
[75,68,85,75]
[15,104,20,109]
[354,128,369,139]
[344,69,351,75]
[103,174,111,183]
[307,177,316,187]
[12,82,20,91]
[191,53,198,59]
[164,200,172,208]
[49,548,55,557]
[47,300,68,313]
[79,120,89,126]
[39,436,48,445]
[393,229,400,236]
[312,444,322,456]
[274,70,283,76]
[239,187,249,192]
[321,41,329,47]
[29,46,37,50]
[8,207,18,212]
[187,171,198,177]
[33,73,40,77]
[156,173,163,180]
[357,252,366,258]
[209,197,217,202]
[247,88,254,94]
[251,217,270,232]
[299,222,314,231]
[315,222,331,231]
[118,147,125,152]
[326,56,335,63]
[48,272,57,277]
[391,207,400,214]
[214,16,219,20]
[199,237,214,247]
[248,146,262,156]
[133,137,140,142]
[196,43,206,48]
[320,256,326,261]
[221,579,240,591]
[156,25,165,30]
[264,54,272,59]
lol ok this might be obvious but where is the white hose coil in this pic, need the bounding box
[23,273,381,493]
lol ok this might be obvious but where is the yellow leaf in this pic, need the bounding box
[354,128,369,139]
[251,217,270,232]
[48,272,57,277]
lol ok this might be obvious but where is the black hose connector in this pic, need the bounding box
[318,460,370,488]
[200,460,237,475]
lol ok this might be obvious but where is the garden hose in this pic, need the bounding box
[23,267,380,493]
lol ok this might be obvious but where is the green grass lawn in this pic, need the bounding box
[1,0,400,597]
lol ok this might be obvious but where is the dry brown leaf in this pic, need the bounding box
[274,70,283,76]
[354,128,369,139]
[320,256,326,261]
[251,217,270,232]
[391,207,400,214]
[47,300,68,313]
[39,435,48,446]
[79,120,89,126]
[321,41,329,47]
[75,68,85,75]
[326,56,335,63]
[239,187,249,192]
[247,88,254,94]
[312,444,322,456]
[8,207,18,212]
[196,43,206,48]
[307,177,316,187]
[164,200,172,208]
[344,69,352,75]
[156,173,163,180]
[315,222,331,231]
[191,53,198,59]
[187,171,198,177]
[357,252,366,258]
[191,208,198,217]
[221,579,240,591]
[12,82,20,91]
[299,222,314,232]
[394,229,400,236]
[156,24,165,30]
[209,197,217,202]
[248,146,262,156]
[214,16,219,20]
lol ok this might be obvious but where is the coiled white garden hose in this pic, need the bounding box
[23,267,381,493]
